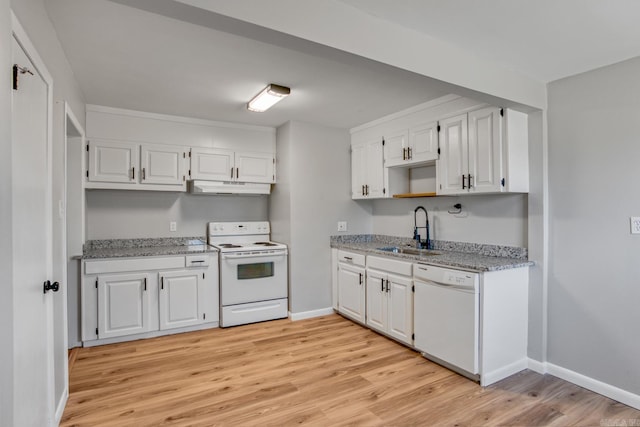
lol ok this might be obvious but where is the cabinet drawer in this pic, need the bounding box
[367,256,412,276]
[186,254,212,268]
[337,250,365,267]
[85,256,185,274]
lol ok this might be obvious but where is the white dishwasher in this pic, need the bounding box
[413,263,479,379]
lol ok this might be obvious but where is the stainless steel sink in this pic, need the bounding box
[377,246,441,256]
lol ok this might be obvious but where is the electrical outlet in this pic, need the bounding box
[170,221,177,232]
[631,217,640,234]
[337,221,347,232]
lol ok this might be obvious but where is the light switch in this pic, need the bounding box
[631,217,640,234]
[337,221,347,232]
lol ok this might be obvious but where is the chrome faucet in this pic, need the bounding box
[413,206,431,250]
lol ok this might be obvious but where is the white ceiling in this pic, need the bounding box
[338,0,640,83]
[46,0,640,129]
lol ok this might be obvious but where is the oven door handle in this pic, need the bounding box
[221,251,287,260]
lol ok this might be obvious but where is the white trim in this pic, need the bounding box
[86,104,275,134]
[54,388,68,426]
[481,358,528,387]
[350,94,460,133]
[527,358,548,374]
[289,307,335,321]
[12,11,56,427]
[546,362,640,411]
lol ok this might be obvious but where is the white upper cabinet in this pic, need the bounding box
[351,137,404,199]
[88,139,138,184]
[384,122,438,168]
[140,143,186,186]
[190,147,234,181]
[235,151,275,183]
[383,129,409,167]
[190,148,275,184]
[437,107,529,195]
[87,139,187,191]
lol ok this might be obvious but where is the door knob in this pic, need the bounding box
[43,280,60,294]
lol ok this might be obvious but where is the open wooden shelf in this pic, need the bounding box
[392,192,437,198]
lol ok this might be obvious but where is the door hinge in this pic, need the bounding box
[437,124,441,132]
[383,188,386,195]
[501,177,506,187]
[95,278,98,288]
[86,144,89,152]
[183,175,186,182]
[500,108,504,117]
[144,277,147,291]
[437,147,441,155]
[382,138,385,146]
[12,64,34,90]
[86,170,89,178]
[161,277,164,290]
[188,169,191,177]
[202,273,205,279]
[203,313,206,320]
[183,152,186,158]
[189,150,192,157]
[412,285,415,292]
[412,333,415,340]
[96,327,99,335]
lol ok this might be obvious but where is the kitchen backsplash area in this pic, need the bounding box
[371,193,528,248]
[85,190,269,239]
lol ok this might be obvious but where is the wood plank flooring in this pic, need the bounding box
[62,314,640,426]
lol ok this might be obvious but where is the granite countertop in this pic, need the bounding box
[81,237,218,260]
[330,235,533,272]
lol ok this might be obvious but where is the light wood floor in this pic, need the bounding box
[62,314,640,426]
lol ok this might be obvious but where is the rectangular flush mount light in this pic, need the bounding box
[247,84,290,112]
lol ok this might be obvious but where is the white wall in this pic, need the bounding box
[548,56,640,396]
[372,194,528,247]
[86,191,268,239]
[0,1,14,424]
[271,121,372,314]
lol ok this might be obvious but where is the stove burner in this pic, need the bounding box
[255,242,278,246]
[218,243,242,248]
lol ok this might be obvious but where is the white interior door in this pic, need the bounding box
[11,28,55,426]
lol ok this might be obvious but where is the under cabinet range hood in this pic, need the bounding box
[188,180,271,195]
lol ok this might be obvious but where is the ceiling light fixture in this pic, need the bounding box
[247,84,290,112]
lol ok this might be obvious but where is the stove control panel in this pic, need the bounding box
[209,221,270,237]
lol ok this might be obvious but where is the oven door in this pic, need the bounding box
[220,250,288,306]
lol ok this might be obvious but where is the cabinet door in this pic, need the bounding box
[409,121,439,165]
[468,107,502,193]
[88,139,138,183]
[383,129,408,168]
[437,114,468,195]
[140,143,185,186]
[337,263,365,323]
[351,142,367,199]
[190,147,234,181]
[365,139,386,198]
[159,270,203,330]
[98,273,151,339]
[387,274,413,345]
[365,269,387,333]
[236,151,275,183]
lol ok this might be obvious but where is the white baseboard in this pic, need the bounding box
[55,388,69,425]
[289,307,335,321]
[526,359,640,410]
[481,358,529,386]
[546,362,640,411]
[527,358,548,374]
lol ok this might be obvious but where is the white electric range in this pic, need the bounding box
[208,221,288,327]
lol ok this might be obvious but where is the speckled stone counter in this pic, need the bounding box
[330,235,533,272]
[82,237,217,259]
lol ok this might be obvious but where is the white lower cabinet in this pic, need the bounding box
[83,254,219,345]
[336,250,366,324]
[366,256,413,345]
[98,272,152,339]
[159,270,204,330]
